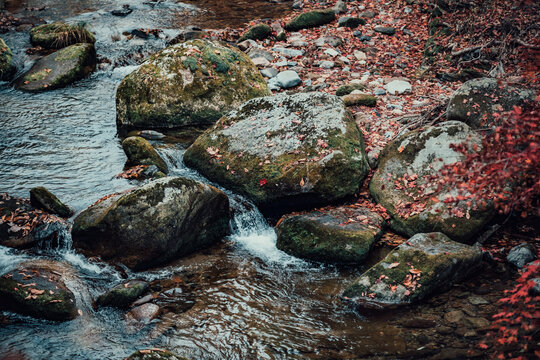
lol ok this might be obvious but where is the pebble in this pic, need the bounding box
[333,0,347,14]
[506,243,537,268]
[339,56,350,64]
[437,326,454,335]
[272,47,304,58]
[354,51,367,61]
[464,317,490,329]
[374,26,396,35]
[319,61,335,69]
[385,79,412,95]
[260,68,278,78]
[468,295,489,305]
[324,48,340,57]
[252,57,270,67]
[275,70,301,89]
[374,88,386,95]
[126,303,160,323]
[444,310,464,324]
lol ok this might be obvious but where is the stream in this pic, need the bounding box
[0,1,406,359]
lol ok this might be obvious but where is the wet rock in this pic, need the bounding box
[239,24,272,42]
[342,233,483,309]
[29,186,73,218]
[0,260,78,321]
[444,310,465,324]
[184,92,369,215]
[0,193,69,249]
[97,280,149,309]
[284,10,336,32]
[111,5,133,17]
[72,177,230,271]
[506,243,537,268]
[374,26,396,35]
[468,295,489,305]
[336,83,366,96]
[132,294,154,307]
[385,80,412,95]
[446,78,535,128]
[529,278,540,296]
[126,303,160,323]
[0,37,16,81]
[370,121,494,242]
[116,40,270,134]
[16,43,96,92]
[30,22,95,50]
[138,130,165,140]
[275,70,301,88]
[125,349,188,360]
[122,136,168,174]
[338,17,365,29]
[276,207,384,264]
[342,94,377,107]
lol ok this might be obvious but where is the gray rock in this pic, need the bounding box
[247,48,275,61]
[319,61,335,69]
[275,70,302,88]
[252,57,270,67]
[272,47,305,58]
[385,80,412,95]
[183,92,370,215]
[260,67,278,78]
[338,17,365,29]
[359,11,377,19]
[507,243,537,268]
[324,48,340,57]
[374,26,396,35]
[72,177,231,271]
[97,280,149,309]
[530,278,540,296]
[126,303,160,323]
[333,0,347,14]
[374,88,387,95]
[314,36,343,47]
[343,233,483,309]
[468,295,489,305]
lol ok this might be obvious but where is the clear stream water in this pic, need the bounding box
[0,1,405,359]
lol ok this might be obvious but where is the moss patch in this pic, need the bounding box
[30,22,95,50]
[284,10,336,31]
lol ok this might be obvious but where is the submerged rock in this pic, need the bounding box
[342,232,483,309]
[29,186,73,218]
[0,193,69,249]
[239,24,272,42]
[30,22,95,50]
[15,43,96,92]
[97,280,149,309]
[0,260,79,321]
[116,39,270,134]
[184,92,369,215]
[276,206,384,264]
[125,349,188,360]
[284,10,336,31]
[0,37,15,81]
[370,121,493,242]
[122,136,168,174]
[72,177,230,271]
[126,303,160,323]
[446,78,535,128]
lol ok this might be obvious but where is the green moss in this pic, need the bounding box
[24,69,49,82]
[239,24,272,42]
[336,83,366,96]
[122,136,168,173]
[284,10,336,31]
[30,186,72,217]
[30,22,95,50]
[0,37,14,81]
[97,281,148,308]
[342,94,377,107]
[55,43,87,61]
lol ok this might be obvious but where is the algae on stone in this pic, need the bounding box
[239,24,272,42]
[30,186,73,218]
[0,37,15,81]
[284,10,336,31]
[122,136,168,173]
[116,39,270,134]
[30,22,95,49]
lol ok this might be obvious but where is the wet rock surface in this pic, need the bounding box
[97,280,149,309]
[72,177,231,270]
[0,36,15,81]
[125,349,188,360]
[122,136,168,174]
[29,186,73,218]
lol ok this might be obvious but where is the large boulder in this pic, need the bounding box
[284,10,336,31]
[342,232,483,309]
[183,92,370,215]
[30,186,73,218]
[122,136,168,174]
[370,121,493,242]
[0,37,15,81]
[29,22,95,49]
[446,78,535,128]
[0,260,79,321]
[15,43,96,92]
[276,206,384,264]
[72,177,230,271]
[115,39,270,134]
[0,193,69,249]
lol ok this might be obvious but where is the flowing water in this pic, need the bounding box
[0,1,406,359]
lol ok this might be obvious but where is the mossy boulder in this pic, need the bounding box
[30,22,95,50]
[0,37,15,81]
[336,83,366,96]
[370,121,494,242]
[15,43,96,92]
[183,92,370,215]
[116,39,270,135]
[125,349,188,360]
[122,136,168,174]
[337,17,365,29]
[239,24,272,42]
[284,10,336,31]
[72,177,230,271]
[0,260,79,321]
[0,193,69,249]
[96,280,149,308]
[30,186,73,218]
[276,206,384,264]
[342,232,483,309]
[446,78,536,128]
[342,94,377,107]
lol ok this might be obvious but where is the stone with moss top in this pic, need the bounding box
[72,177,230,271]
[30,186,73,218]
[370,121,493,242]
[116,39,270,135]
[239,24,272,42]
[0,37,15,81]
[30,22,95,50]
[342,94,377,107]
[122,136,168,173]
[97,280,149,308]
[276,206,384,264]
[184,92,370,215]
[342,232,483,309]
[336,83,366,96]
[284,10,336,31]
[16,43,96,92]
